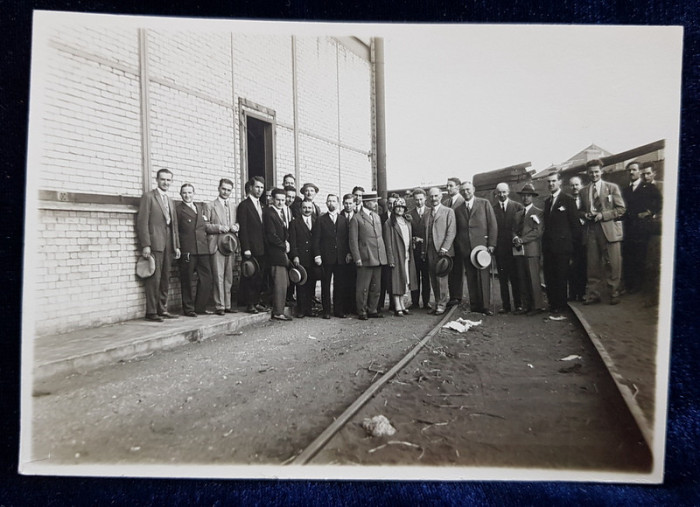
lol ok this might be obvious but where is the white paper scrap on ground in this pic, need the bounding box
[362,415,397,437]
[442,318,483,333]
[560,354,582,361]
[549,315,568,321]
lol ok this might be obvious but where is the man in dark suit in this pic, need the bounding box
[378,192,400,312]
[313,194,351,319]
[542,172,580,315]
[580,159,626,305]
[341,193,358,314]
[237,176,266,314]
[568,176,587,301]
[493,182,524,313]
[263,188,292,321]
[512,184,546,315]
[443,177,466,307]
[408,188,430,309]
[349,192,388,320]
[290,199,318,318]
[136,168,181,322]
[454,180,497,315]
[205,178,240,315]
[176,183,212,317]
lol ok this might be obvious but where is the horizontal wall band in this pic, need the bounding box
[39,190,140,207]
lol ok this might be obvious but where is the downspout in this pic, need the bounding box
[373,37,387,200]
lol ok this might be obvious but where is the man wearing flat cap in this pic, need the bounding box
[136,168,181,322]
[205,178,240,315]
[176,183,213,317]
[349,192,388,320]
[454,180,497,315]
[512,183,546,316]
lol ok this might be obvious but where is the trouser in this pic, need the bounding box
[495,251,521,310]
[515,256,545,311]
[543,249,570,310]
[179,253,213,313]
[270,265,289,316]
[463,256,491,311]
[378,265,393,311]
[321,263,344,315]
[569,240,587,299]
[448,253,464,301]
[586,223,622,299]
[211,250,234,310]
[239,254,266,307]
[356,265,381,315]
[427,249,450,311]
[622,233,649,293]
[344,264,357,313]
[411,247,431,307]
[144,235,172,316]
[296,265,316,316]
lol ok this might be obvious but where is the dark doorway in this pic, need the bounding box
[246,115,274,204]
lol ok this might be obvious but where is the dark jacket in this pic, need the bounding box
[494,199,524,255]
[263,207,289,266]
[289,215,316,267]
[237,197,265,256]
[176,202,209,255]
[313,212,349,265]
[542,192,579,254]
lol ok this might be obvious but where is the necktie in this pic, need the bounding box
[162,194,170,225]
[592,185,601,212]
[224,200,230,225]
[255,199,262,220]
[331,213,336,224]
[501,202,506,213]
[305,217,311,230]
[550,195,557,211]
[280,210,286,228]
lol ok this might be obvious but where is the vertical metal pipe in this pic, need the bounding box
[138,28,152,193]
[292,36,300,184]
[373,37,387,200]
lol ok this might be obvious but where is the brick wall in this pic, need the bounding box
[32,25,374,336]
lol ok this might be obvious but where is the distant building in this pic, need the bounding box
[532,144,614,180]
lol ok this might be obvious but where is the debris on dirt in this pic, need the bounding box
[308,335,317,340]
[258,366,275,373]
[443,318,482,333]
[527,363,534,368]
[361,415,396,437]
[549,315,568,321]
[129,446,141,452]
[226,331,243,336]
[560,354,582,361]
[368,440,421,454]
[558,363,582,374]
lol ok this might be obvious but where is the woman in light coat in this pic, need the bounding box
[383,198,418,316]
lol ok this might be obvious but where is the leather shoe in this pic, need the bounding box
[333,313,346,318]
[197,310,214,315]
[255,304,269,312]
[368,312,383,319]
[512,308,528,315]
[246,306,259,314]
[583,297,601,305]
[434,309,445,315]
[225,308,238,313]
[358,313,368,321]
[145,314,164,322]
[159,312,178,319]
[393,310,404,317]
[446,299,460,308]
[427,308,436,315]
[482,309,494,316]
[215,309,225,315]
[272,314,292,321]
[322,313,331,319]
[184,311,198,317]
[610,296,620,305]
[402,309,411,316]
[498,308,510,314]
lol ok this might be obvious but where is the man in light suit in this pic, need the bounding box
[237,176,266,314]
[493,182,524,313]
[443,177,466,307]
[542,172,579,315]
[205,178,240,315]
[454,181,497,315]
[176,183,213,317]
[408,188,430,309]
[136,168,181,322]
[512,184,546,316]
[349,192,388,320]
[423,187,457,315]
[580,159,626,305]
[263,188,292,321]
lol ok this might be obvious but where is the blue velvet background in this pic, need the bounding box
[2,1,698,504]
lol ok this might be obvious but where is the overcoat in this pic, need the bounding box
[383,218,418,294]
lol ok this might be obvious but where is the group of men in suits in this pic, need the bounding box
[136,159,661,323]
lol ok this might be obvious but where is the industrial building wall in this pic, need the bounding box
[33,25,373,336]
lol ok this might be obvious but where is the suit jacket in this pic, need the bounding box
[176,202,209,255]
[494,198,524,254]
[514,205,544,257]
[408,207,428,249]
[423,204,457,257]
[542,192,580,254]
[237,196,265,256]
[313,212,349,265]
[579,180,626,243]
[442,193,465,210]
[453,198,497,258]
[622,181,662,238]
[136,189,180,252]
[263,207,289,266]
[204,198,237,255]
[289,215,316,267]
[349,209,388,267]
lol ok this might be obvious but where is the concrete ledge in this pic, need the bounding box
[569,302,654,450]
[33,312,269,382]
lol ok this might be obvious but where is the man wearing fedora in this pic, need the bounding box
[423,187,457,316]
[454,180,497,315]
[313,194,351,319]
[349,192,388,320]
[542,171,580,315]
[493,182,524,314]
[512,183,546,316]
[176,183,213,317]
[579,159,626,305]
[205,178,240,316]
[443,177,466,308]
[290,199,318,318]
[263,188,292,321]
[136,168,181,322]
[298,183,322,218]
[237,176,267,314]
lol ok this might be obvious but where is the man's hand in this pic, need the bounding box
[142,247,151,259]
[285,241,290,254]
[174,248,181,260]
[220,224,230,233]
[389,263,395,268]
[345,253,353,264]
[593,212,602,223]
[314,256,322,266]
[487,246,495,254]
[243,250,251,258]
[439,248,447,256]
[231,223,240,233]
[293,257,300,268]
[355,259,363,267]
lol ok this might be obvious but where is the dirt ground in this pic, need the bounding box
[314,304,652,472]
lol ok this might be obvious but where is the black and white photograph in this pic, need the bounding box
[20,12,681,482]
